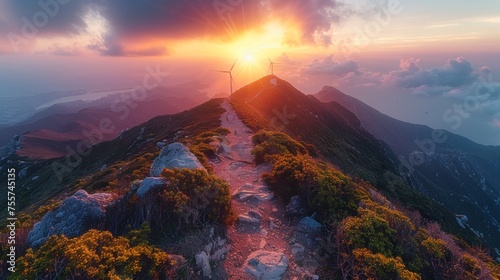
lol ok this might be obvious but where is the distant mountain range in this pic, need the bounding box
[0,84,209,159]
[315,86,500,250]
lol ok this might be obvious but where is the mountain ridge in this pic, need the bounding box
[1,77,499,279]
[315,86,500,251]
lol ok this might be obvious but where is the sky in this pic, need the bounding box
[0,0,500,145]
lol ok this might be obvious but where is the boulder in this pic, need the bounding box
[244,250,288,280]
[136,177,167,197]
[294,217,322,248]
[150,142,205,177]
[27,190,116,248]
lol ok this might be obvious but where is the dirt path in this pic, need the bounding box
[211,100,309,280]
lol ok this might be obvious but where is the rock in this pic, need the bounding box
[156,141,166,148]
[136,177,167,197]
[217,143,231,155]
[297,217,322,234]
[18,167,28,179]
[294,217,322,248]
[238,215,261,224]
[233,191,257,202]
[210,242,231,262]
[195,251,211,278]
[150,142,205,176]
[27,190,117,248]
[99,164,107,171]
[248,210,262,220]
[286,196,306,217]
[455,214,469,229]
[291,243,305,257]
[244,250,288,280]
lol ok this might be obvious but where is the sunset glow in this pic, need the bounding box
[0,0,499,144]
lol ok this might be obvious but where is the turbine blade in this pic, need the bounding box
[230,59,237,71]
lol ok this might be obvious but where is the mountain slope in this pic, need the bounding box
[315,86,500,251]
[229,76,478,244]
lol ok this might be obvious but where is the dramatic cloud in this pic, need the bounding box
[1,0,360,56]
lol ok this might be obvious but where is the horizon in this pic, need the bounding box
[1,0,499,145]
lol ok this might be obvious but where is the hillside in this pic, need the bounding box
[315,86,500,251]
[0,85,208,159]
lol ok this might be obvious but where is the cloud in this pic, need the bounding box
[385,57,477,89]
[300,55,360,76]
[1,0,360,56]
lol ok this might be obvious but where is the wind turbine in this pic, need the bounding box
[268,57,282,76]
[214,60,237,95]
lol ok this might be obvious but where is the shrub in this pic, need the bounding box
[159,168,233,227]
[352,248,421,280]
[263,154,359,222]
[251,130,308,164]
[14,230,172,280]
[342,209,397,257]
[189,127,230,172]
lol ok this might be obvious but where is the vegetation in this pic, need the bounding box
[105,168,233,238]
[229,97,272,132]
[13,229,177,280]
[251,130,310,164]
[256,131,500,279]
[187,127,230,172]
[263,154,359,222]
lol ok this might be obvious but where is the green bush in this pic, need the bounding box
[159,168,233,227]
[343,209,397,257]
[263,154,359,223]
[252,130,308,164]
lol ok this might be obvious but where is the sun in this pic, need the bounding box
[243,53,254,63]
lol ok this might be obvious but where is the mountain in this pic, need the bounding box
[315,86,500,250]
[230,77,477,237]
[1,77,498,279]
[0,84,209,159]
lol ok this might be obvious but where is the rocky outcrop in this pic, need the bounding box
[27,190,117,248]
[244,250,288,280]
[150,142,205,176]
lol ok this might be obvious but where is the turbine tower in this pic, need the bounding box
[214,60,237,95]
[268,57,282,75]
